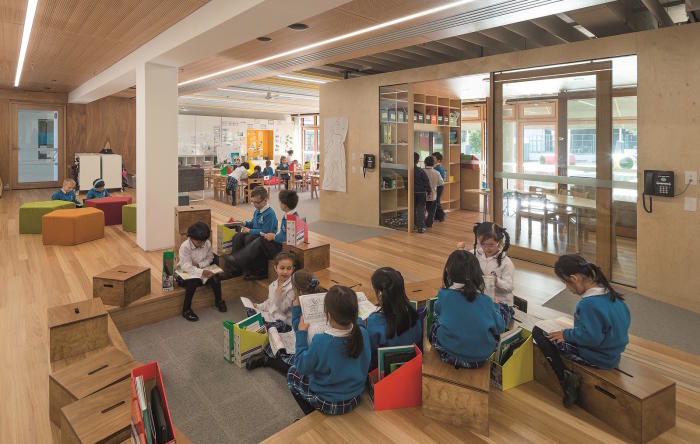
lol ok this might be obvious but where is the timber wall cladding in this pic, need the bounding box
[67,97,136,173]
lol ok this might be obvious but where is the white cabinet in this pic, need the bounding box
[100,154,122,189]
[76,153,122,191]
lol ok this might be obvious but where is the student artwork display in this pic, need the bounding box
[321,117,348,192]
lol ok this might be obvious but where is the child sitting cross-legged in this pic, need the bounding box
[429,249,513,368]
[287,285,370,416]
[246,267,327,374]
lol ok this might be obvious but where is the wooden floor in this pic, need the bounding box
[0,188,697,443]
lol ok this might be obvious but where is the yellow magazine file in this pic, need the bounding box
[489,328,533,391]
[232,314,269,368]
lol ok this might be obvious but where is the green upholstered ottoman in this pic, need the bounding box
[20,201,76,234]
[122,204,136,233]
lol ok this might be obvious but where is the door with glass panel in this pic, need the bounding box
[10,103,65,189]
[493,62,617,278]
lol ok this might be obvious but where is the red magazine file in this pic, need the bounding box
[131,361,176,444]
[367,344,422,411]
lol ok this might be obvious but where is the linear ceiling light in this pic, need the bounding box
[217,87,318,100]
[14,0,39,87]
[276,74,327,84]
[178,0,476,86]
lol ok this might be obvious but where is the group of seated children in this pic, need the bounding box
[226,156,308,206]
[51,177,112,207]
[413,152,446,233]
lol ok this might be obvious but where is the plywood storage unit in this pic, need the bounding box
[48,299,109,362]
[173,205,211,260]
[93,265,151,307]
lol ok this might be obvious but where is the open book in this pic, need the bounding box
[239,296,275,323]
[175,264,223,284]
[268,326,296,356]
[299,292,379,344]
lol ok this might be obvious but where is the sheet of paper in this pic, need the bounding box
[299,293,328,325]
[279,331,296,354]
[534,319,566,334]
[240,297,255,310]
[307,322,329,345]
[358,300,379,320]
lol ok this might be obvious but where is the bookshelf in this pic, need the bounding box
[379,87,410,230]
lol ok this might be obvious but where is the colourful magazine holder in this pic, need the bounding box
[232,313,269,368]
[130,361,176,444]
[489,328,534,391]
[367,344,423,410]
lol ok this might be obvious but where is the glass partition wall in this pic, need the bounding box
[494,61,628,282]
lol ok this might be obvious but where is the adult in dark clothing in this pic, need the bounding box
[414,152,431,233]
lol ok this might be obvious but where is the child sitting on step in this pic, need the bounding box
[287,285,370,415]
[429,250,512,368]
[366,267,423,371]
[532,254,630,408]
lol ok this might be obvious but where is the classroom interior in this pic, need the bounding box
[1,1,700,443]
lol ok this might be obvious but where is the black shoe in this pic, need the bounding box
[562,369,581,408]
[245,354,268,371]
[417,228,426,233]
[215,300,227,313]
[182,309,199,322]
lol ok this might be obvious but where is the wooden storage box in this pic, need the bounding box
[48,299,109,362]
[174,205,211,260]
[421,343,490,435]
[49,347,136,425]
[60,379,132,444]
[93,265,151,307]
[283,239,330,272]
[534,347,676,443]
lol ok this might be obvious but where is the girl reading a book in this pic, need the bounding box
[247,268,327,374]
[366,267,422,371]
[429,250,512,368]
[177,222,226,322]
[287,285,370,415]
[533,255,630,407]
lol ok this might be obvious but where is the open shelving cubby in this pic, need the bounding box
[380,86,410,231]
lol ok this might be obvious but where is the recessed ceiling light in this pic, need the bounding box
[257,36,271,42]
[178,0,477,87]
[288,23,309,31]
[14,0,39,87]
[277,74,328,84]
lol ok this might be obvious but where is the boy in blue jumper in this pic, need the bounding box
[365,267,423,370]
[230,187,278,252]
[224,189,299,280]
[263,159,274,177]
[429,250,512,368]
[533,254,630,408]
[287,285,370,415]
[52,178,83,207]
[85,178,110,200]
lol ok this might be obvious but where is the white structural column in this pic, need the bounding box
[136,62,178,250]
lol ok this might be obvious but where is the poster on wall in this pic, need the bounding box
[321,117,348,193]
[246,129,273,160]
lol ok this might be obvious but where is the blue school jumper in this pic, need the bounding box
[366,311,423,370]
[263,166,274,177]
[563,293,630,369]
[287,306,370,414]
[435,164,446,180]
[274,211,298,244]
[430,288,508,366]
[51,189,81,206]
[244,207,278,235]
[85,188,110,200]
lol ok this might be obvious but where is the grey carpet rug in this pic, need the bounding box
[122,300,302,444]
[308,220,394,243]
[543,288,700,356]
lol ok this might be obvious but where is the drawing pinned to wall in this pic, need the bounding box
[322,117,348,193]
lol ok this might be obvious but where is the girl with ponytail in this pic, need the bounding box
[458,221,515,306]
[533,254,630,408]
[287,285,370,415]
[366,267,422,370]
[429,250,513,369]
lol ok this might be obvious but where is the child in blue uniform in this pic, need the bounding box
[533,254,630,407]
[429,249,512,368]
[51,178,82,207]
[287,285,370,415]
[231,187,278,253]
[85,178,110,200]
[365,267,422,371]
[263,160,274,177]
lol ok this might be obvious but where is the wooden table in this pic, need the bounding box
[463,188,490,221]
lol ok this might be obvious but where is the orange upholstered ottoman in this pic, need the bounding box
[42,208,105,245]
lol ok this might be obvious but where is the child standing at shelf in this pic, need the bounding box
[365,267,423,371]
[429,250,513,368]
[287,285,371,415]
[423,155,444,229]
[246,268,328,374]
[432,152,446,222]
[458,222,515,306]
[533,254,630,407]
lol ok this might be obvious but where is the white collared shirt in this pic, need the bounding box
[326,326,352,337]
[475,247,515,305]
[424,166,444,201]
[259,278,295,325]
[581,286,608,298]
[177,239,214,279]
[229,166,248,181]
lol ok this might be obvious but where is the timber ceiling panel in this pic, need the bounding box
[0,0,208,92]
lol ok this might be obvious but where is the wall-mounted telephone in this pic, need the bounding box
[642,170,674,213]
[362,154,376,177]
